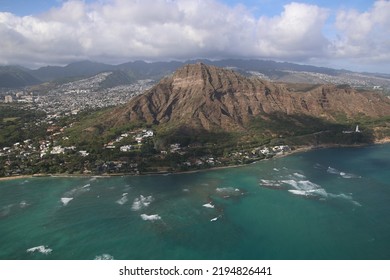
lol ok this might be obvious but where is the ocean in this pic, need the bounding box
[1,144,390,260]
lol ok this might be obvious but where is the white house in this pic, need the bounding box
[120,145,133,152]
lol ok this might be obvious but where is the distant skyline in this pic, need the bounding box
[0,0,389,73]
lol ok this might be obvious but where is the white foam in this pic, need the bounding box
[182,188,190,192]
[273,168,280,172]
[282,179,328,198]
[288,190,311,196]
[116,194,128,205]
[0,204,13,217]
[203,203,214,208]
[216,187,243,197]
[140,214,161,221]
[330,193,352,200]
[216,187,241,194]
[123,184,132,191]
[61,197,73,206]
[19,200,29,208]
[281,179,299,189]
[327,166,340,174]
[328,166,361,179]
[26,245,52,255]
[63,184,90,198]
[131,195,154,211]
[260,179,282,187]
[352,201,363,207]
[282,180,321,190]
[314,163,324,169]
[340,172,361,179]
[312,188,329,197]
[293,172,306,179]
[329,193,362,206]
[94,254,114,260]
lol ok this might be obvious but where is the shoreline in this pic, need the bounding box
[1,140,390,182]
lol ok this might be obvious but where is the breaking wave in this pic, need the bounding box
[327,167,340,174]
[61,183,92,206]
[19,200,29,208]
[203,203,215,208]
[131,195,154,211]
[328,193,362,207]
[94,254,114,260]
[293,172,306,179]
[140,214,161,221]
[215,187,243,198]
[26,245,52,255]
[340,172,361,179]
[260,179,282,188]
[327,167,361,179]
[116,193,128,205]
[261,171,362,206]
[288,190,313,196]
[61,197,73,206]
[281,179,328,198]
[0,204,13,217]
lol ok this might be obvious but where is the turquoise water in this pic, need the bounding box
[1,144,390,260]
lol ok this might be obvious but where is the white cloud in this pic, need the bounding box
[0,0,389,72]
[332,0,390,64]
[255,2,329,59]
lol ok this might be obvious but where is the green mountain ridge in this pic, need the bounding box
[0,66,41,88]
[2,59,390,90]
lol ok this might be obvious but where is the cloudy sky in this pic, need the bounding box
[0,0,389,73]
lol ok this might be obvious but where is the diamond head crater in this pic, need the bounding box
[1,61,390,177]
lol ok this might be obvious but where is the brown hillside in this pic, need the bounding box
[107,63,390,131]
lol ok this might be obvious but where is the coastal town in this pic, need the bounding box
[0,113,293,178]
[0,72,154,114]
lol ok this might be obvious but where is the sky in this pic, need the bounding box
[0,0,389,73]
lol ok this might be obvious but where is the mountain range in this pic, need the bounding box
[2,59,390,90]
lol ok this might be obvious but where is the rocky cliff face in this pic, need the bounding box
[108,63,390,131]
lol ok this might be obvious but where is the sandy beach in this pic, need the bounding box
[0,175,33,182]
